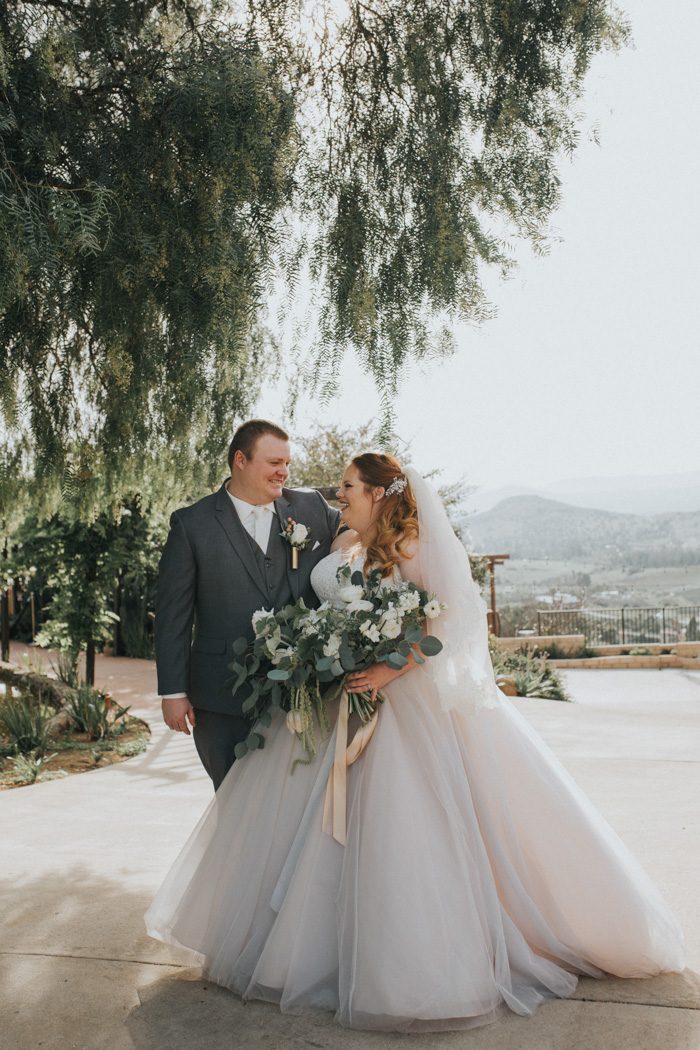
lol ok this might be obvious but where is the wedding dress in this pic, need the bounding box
[145,537,686,1032]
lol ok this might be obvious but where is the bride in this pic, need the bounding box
[145,453,686,1033]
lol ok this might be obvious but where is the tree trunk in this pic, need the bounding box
[0,590,9,663]
[1,539,9,662]
[85,639,95,686]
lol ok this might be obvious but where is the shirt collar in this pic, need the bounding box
[226,486,275,519]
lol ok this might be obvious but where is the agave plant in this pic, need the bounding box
[0,694,53,754]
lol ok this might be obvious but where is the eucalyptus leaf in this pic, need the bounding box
[234,741,248,760]
[419,635,443,657]
[386,651,409,669]
[339,646,356,670]
[267,668,291,681]
[232,637,248,656]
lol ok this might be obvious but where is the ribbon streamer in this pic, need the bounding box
[322,689,379,846]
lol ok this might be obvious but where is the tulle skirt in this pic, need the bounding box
[144,667,686,1032]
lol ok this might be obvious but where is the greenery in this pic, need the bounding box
[488,635,570,702]
[0,673,148,787]
[0,692,53,754]
[66,685,130,740]
[8,495,167,679]
[1,0,629,510]
[6,750,66,785]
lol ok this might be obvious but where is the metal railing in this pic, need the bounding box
[536,606,700,645]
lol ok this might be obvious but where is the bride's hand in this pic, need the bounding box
[346,659,413,703]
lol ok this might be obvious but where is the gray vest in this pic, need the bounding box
[239,514,294,611]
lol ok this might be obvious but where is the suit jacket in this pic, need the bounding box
[155,482,341,714]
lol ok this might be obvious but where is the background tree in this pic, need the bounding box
[1,1,294,517]
[1,0,629,512]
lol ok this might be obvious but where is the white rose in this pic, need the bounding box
[423,599,442,620]
[323,634,341,658]
[381,619,402,639]
[286,709,305,734]
[291,523,308,545]
[338,584,364,604]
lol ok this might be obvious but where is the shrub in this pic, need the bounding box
[488,635,571,702]
[67,686,131,740]
[7,751,66,785]
[0,694,53,754]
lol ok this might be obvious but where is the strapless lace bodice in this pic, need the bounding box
[310,547,400,608]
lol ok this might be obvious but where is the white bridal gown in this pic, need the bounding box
[145,548,686,1033]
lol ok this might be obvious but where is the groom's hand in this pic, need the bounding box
[162,697,196,735]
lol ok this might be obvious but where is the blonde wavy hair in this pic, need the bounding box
[349,453,419,578]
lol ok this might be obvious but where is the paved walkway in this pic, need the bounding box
[2,644,700,1049]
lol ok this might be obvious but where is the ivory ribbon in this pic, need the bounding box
[322,689,379,846]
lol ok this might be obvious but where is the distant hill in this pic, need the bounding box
[468,469,700,516]
[461,495,700,564]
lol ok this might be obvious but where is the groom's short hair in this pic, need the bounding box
[228,419,289,469]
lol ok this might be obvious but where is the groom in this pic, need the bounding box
[155,419,341,790]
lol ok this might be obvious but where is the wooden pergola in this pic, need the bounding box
[479,554,510,637]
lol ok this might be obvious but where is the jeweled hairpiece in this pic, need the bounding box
[385,475,407,497]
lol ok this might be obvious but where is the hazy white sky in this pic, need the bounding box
[256,0,700,491]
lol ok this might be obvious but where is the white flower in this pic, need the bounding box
[323,634,341,659]
[265,631,282,655]
[347,599,375,613]
[380,619,402,639]
[359,620,381,644]
[286,709,305,734]
[252,608,272,635]
[423,599,442,620]
[271,645,294,665]
[290,523,308,545]
[338,584,364,604]
[398,590,421,612]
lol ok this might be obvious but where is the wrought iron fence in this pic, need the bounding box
[536,606,700,645]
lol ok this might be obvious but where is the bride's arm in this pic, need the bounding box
[345,537,424,699]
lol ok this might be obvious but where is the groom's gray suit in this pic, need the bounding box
[155,481,341,789]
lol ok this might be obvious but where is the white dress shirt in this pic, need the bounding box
[226,490,276,551]
[161,488,277,700]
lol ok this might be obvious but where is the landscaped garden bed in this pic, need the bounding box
[0,665,150,789]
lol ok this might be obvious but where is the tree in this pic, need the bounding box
[1,0,628,508]
[10,496,168,683]
[1,1,294,515]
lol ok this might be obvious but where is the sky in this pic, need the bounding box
[255,0,700,493]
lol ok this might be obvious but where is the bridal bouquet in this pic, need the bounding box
[228,563,445,765]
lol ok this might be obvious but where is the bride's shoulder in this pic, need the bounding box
[330,527,361,554]
[394,533,422,586]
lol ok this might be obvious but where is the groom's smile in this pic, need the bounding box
[229,431,292,506]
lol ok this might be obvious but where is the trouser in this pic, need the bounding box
[192,708,250,791]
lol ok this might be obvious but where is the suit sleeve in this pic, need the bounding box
[316,490,342,539]
[154,510,196,696]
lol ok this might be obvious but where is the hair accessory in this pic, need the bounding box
[384,475,407,497]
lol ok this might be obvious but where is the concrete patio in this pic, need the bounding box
[2,644,699,1049]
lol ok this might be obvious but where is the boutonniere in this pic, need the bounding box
[280,516,311,569]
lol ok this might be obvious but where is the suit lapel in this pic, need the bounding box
[215,483,269,601]
[274,494,301,601]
